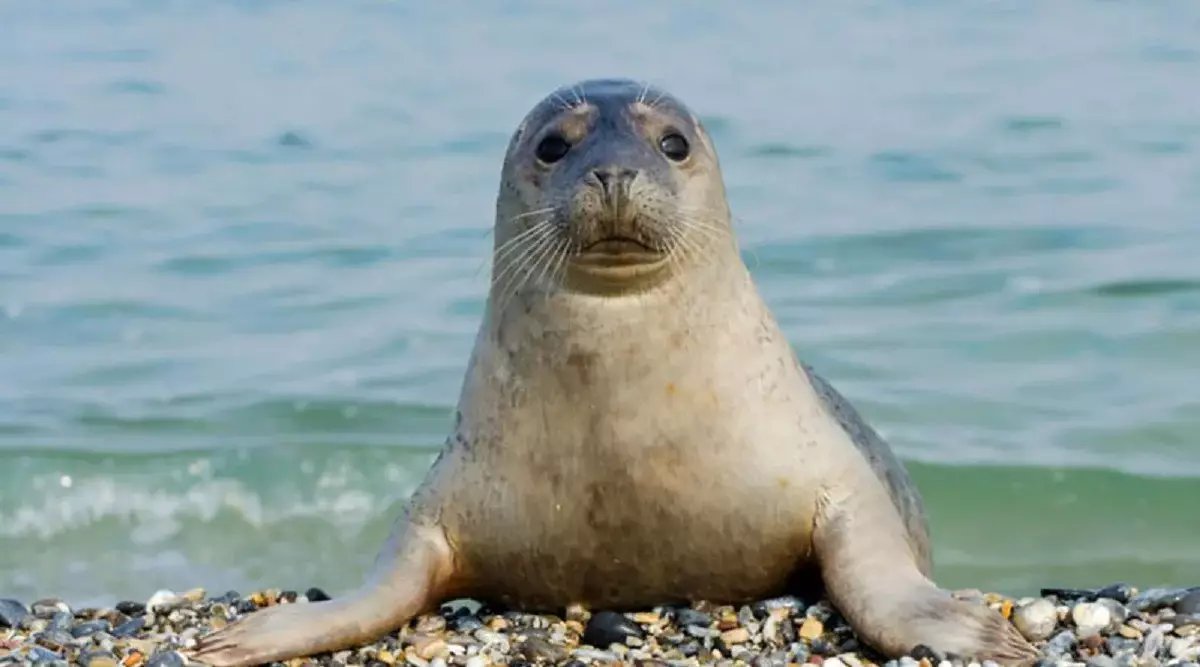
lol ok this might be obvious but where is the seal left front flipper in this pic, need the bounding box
[812,483,1038,666]
[187,519,457,667]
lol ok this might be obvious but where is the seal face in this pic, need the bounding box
[491,79,731,299]
[189,78,1039,667]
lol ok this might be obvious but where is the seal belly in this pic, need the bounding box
[453,440,812,609]
[446,340,817,609]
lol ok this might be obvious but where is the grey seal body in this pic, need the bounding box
[190,78,1037,667]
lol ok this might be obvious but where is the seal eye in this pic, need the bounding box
[659,132,690,162]
[535,133,571,164]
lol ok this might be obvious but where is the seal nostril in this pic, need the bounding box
[593,169,613,194]
[591,167,638,197]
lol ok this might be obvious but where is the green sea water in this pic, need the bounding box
[1,2,1198,608]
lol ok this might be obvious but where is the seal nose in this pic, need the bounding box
[591,166,638,199]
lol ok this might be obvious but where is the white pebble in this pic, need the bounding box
[465,657,489,667]
[1072,602,1112,638]
[823,659,847,667]
[840,654,864,667]
[1169,637,1199,659]
[1013,598,1059,641]
[573,649,619,663]
[147,589,179,612]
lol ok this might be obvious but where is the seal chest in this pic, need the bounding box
[445,282,822,610]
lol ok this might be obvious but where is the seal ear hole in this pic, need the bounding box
[534,133,572,165]
[659,131,690,162]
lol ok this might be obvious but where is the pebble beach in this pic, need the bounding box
[2,585,1198,667]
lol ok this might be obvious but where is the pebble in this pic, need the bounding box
[145,652,184,667]
[31,599,70,618]
[1178,591,1200,616]
[114,602,145,617]
[1073,603,1112,638]
[721,627,751,644]
[1170,637,1200,659]
[0,599,28,629]
[0,582,1196,667]
[1014,599,1060,641]
[145,591,178,613]
[675,608,713,629]
[519,636,568,662]
[305,587,332,602]
[582,611,644,647]
[112,616,145,638]
[1129,588,1191,612]
[800,617,825,640]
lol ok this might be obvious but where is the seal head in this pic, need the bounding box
[492,79,732,298]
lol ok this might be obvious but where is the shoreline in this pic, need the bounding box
[1,585,1198,667]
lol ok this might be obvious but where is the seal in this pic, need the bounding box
[188,78,1038,667]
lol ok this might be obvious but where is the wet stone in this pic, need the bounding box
[909,645,945,662]
[1073,602,1113,637]
[751,596,804,620]
[673,607,712,628]
[145,651,184,667]
[1104,633,1132,652]
[108,615,144,639]
[31,600,70,619]
[72,620,111,638]
[146,591,179,613]
[1096,599,1128,631]
[1044,630,1078,658]
[301,587,331,603]
[0,599,27,628]
[1177,590,1200,616]
[582,611,644,648]
[114,601,145,617]
[519,637,569,663]
[26,646,62,663]
[810,638,837,656]
[1013,599,1059,642]
[38,630,76,652]
[78,650,119,667]
[576,648,622,663]
[1143,627,1166,658]
[1097,584,1136,604]
[1129,588,1191,612]
[47,611,73,633]
[450,615,484,633]
[1042,588,1098,602]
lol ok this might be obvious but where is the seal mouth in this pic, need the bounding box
[573,236,664,268]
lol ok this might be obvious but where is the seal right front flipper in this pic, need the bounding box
[811,482,1038,666]
[187,519,457,667]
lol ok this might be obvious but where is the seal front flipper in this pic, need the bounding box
[187,520,457,667]
[812,484,1038,666]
